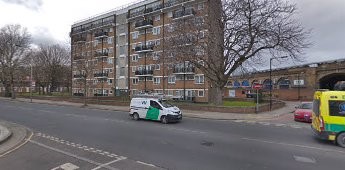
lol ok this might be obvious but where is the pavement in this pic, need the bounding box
[0,97,299,121]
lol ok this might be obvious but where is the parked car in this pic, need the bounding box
[294,102,313,123]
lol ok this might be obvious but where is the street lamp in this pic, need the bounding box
[297,72,304,101]
[269,56,288,111]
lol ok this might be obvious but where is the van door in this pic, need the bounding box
[146,100,161,120]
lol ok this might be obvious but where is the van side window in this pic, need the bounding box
[329,101,345,117]
[150,100,162,110]
[313,99,320,116]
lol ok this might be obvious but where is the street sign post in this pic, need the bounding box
[253,84,263,113]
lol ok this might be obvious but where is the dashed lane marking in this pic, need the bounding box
[232,120,308,129]
[36,133,122,159]
[136,161,157,167]
[29,140,119,170]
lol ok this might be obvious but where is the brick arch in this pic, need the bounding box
[319,73,345,90]
[277,77,290,89]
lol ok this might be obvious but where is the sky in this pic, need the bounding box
[0,0,344,65]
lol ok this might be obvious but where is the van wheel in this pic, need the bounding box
[161,116,168,124]
[133,113,139,121]
[337,133,345,147]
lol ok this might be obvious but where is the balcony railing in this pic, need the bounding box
[73,55,84,60]
[173,8,196,20]
[94,73,109,78]
[94,52,109,58]
[135,45,154,53]
[164,0,191,8]
[73,37,87,43]
[73,74,85,79]
[173,67,195,74]
[94,32,108,38]
[135,19,154,30]
[135,69,154,77]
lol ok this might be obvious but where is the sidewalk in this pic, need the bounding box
[0,97,299,121]
[0,120,31,156]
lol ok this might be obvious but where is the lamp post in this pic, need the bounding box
[269,56,288,111]
[297,72,304,101]
[30,59,33,103]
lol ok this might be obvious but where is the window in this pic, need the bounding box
[132,32,139,40]
[132,66,136,72]
[150,100,162,110]
[195,75,204,84]
[155,64,160,70]
[155,39,161,46]
[198,3,204,10]
[108,58,113,64]
[120,67,125,77]
[153,77,161,84]
[132,78,139,85]
[153,27,161,35]
[107,37,113,44]
[198,90,204,97]
[155,15,160,21]
[132,55,139,62]
[93,40,98,47]
[108,79,113,85]
[109,48,113,54]
[153,52,160,60]
[168,11,173,17]
[329,101,345,117]
[168,76,176,84]
[313,99,320,116]
[119,46,126,56]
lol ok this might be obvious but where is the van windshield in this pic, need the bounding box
[159,100,174,108]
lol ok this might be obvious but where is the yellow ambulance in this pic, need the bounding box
[311,90,345,147]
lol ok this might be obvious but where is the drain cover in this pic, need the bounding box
[201,141,214,147]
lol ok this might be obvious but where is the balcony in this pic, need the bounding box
[135,19,154,30]
[73,74,85,79]
[94,32,108,38]
[135,69,154,77]
[94,73,109,79]
[94,52,109,58]
[173,67,195,74]
[173,8,196,20]
[73,55,84,60]
[73,36,87,43]
[164,0,191,8]
[135,45,154,53]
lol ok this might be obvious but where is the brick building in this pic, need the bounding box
[71,0,209,101]
[225,59,345,101]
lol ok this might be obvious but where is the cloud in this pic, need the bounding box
[31,27,57,45]
[0,0,43,11]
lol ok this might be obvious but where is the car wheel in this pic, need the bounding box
[161,116,168,124]
[337,132,345,148]
[133,113,140,121]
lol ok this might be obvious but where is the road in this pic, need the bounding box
[0,99,344,170]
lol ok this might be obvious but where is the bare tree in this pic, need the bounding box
[165,0,310,105]
[73,43,98,106]
[0,24,31,98]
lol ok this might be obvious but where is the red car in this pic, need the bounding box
[294,102,313,123]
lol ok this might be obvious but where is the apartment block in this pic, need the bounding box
[71,0,209,102]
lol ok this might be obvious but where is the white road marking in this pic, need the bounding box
[241,137,345,154]
[293,155,316,164]
[91,157,126,170]
[30,140,118,170]
[136,161,157,167]
[51,163,79,170]
[274,123,286,127]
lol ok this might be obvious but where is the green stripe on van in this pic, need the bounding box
[325,123,345,132]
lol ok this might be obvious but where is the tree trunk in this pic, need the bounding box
[208,86,223,106]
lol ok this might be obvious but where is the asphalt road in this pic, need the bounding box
[0,99,345,170]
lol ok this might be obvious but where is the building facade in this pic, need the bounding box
[71,0,209,102]
[224,59,345,101]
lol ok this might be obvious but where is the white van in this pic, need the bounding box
[129,98,182,124]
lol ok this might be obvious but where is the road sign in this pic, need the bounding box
[253,84,263,89]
